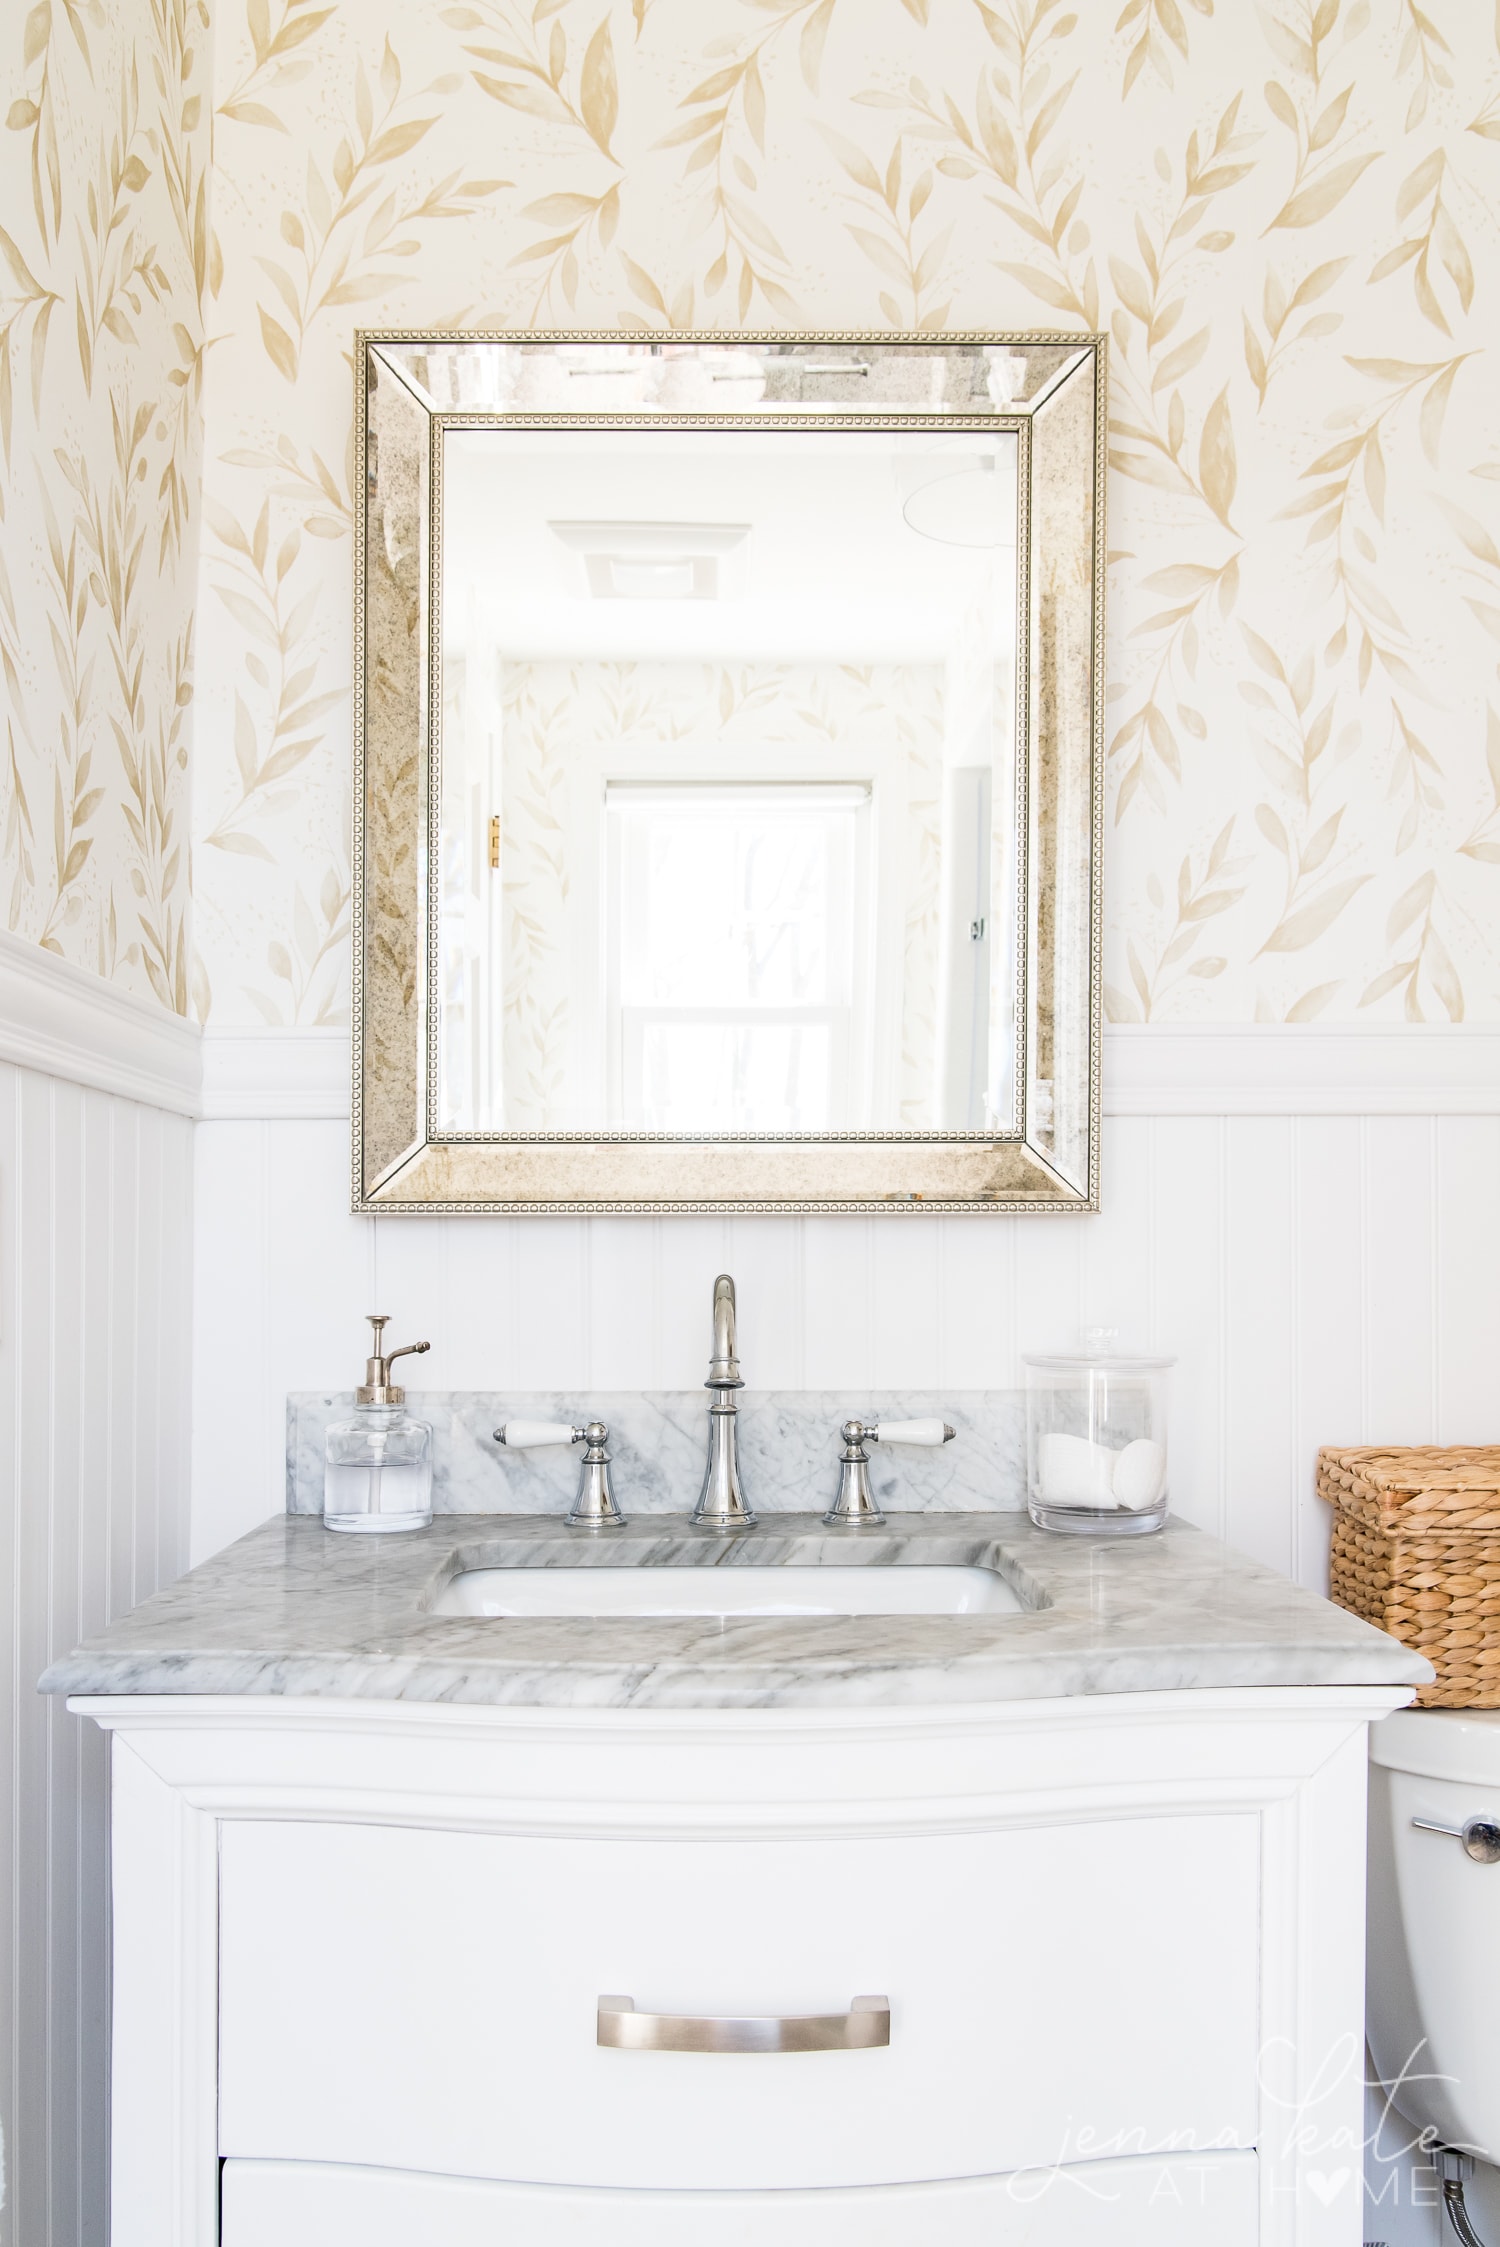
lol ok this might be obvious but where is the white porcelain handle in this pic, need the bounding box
[496,1420,579,1450]
[872,1419,953,1446]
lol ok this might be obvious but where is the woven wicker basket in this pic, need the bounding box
[1319,1445,1500,1709]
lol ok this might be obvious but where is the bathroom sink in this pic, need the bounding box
[432,1564,1025,1621]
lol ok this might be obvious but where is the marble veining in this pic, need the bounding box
[286,1391,1028,1517]
[41,1512,1430,1712]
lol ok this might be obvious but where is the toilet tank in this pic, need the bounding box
[1368,1710,1500,2158]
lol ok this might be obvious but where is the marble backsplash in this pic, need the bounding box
[287,1392,1027,1517]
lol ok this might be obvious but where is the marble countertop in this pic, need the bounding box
[41,1512,1430,1711]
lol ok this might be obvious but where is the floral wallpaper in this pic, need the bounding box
[0,0,210,1012]
[15,0,1499,1027]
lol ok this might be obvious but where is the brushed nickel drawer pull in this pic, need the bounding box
[597,1994,890,2054]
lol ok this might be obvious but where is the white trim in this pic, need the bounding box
[222,2151,1263,2244]
[1104,1022,1500,1117]
[198,1027,348,1120]
[4,934,1489,1128]
[196,1021,1500,1125]
[0,926,201,1115]
[71,1684,1409,1745]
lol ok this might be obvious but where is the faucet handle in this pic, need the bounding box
[492,1419,626,1529]
[824,1419,885,1528]
[823,1417,957,1527]
[567,1421,625,1531]
[868,1418,955,1447]
[495,1420,583,1449]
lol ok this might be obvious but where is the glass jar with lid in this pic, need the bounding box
[1024,1331,1174,1536]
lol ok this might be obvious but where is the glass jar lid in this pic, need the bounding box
[1023,1351,1175,1370]
[1024,1327,1174,1373]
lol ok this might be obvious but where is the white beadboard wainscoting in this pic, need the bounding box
[193,1024,1500,1585]
[0,989,1488,2247]
[0,1058,193,2247]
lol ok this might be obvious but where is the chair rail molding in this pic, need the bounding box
[1105,1022,1500,1116]
[198,1021,1500,1125]
[0,926,201,1116]
[197,1027,348,1121]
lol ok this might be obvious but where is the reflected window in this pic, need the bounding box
[606,782,869,1132]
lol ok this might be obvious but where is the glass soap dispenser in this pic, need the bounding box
[323,1316,433,1534]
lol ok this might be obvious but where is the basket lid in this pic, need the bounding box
[1318,1445,1500,1533]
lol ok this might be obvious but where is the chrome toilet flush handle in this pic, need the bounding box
[1411,1813,1500,1864]
[824,1418,956,1528]
[494,1419,625,1529]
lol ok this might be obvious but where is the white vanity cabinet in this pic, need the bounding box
[85,1683,1402,2246]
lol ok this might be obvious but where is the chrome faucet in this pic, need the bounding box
[824,1417,955,1528]
[494,1417,626,1528]
[691,1274,755,1531]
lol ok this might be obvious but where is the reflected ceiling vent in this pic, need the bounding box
[548,519,751,600]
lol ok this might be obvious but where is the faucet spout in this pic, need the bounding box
[692,1274,755,1531]
[707,1273,741,1389]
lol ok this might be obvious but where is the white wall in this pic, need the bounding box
[192,1026,1500,1584]
[0,1059,193,2247]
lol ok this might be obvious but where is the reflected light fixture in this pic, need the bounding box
[901,456,1008,549]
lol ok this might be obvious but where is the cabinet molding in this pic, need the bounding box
[221,2150,1262,2245]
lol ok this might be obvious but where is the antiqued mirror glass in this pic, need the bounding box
[354,334,1103,1215]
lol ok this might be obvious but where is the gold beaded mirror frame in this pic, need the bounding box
[353,331,1104,1216]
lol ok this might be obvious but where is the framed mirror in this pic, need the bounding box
[353,332,1104,1215]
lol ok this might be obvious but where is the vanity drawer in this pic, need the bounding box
[218,1814,1260,2193]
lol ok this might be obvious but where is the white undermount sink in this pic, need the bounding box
[432,1564,1025,1620]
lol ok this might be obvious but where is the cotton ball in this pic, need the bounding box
[1112,1439,1166,1511]
[1038,1432,1121,1507]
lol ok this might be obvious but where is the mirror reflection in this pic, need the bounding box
[438,426,1020,1136]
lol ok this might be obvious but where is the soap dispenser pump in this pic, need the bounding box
[323,1315,433,1534]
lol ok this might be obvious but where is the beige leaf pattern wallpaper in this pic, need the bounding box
[0,0,209,1011]
[6,1,1500,1027]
